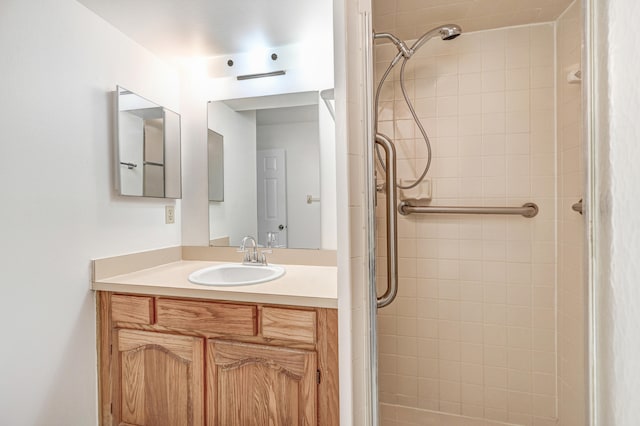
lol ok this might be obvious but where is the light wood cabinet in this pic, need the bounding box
[115,329,204,426]
[98,292,338,426]
[207,340,316,425]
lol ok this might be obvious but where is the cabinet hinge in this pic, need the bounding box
[316,370,321,384]
[110,403,113,413]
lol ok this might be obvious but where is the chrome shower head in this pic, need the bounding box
[374,24,462,65]
[409,24,462,54]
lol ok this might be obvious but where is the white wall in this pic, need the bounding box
[257,110,321,249]
[0,1,181,425]
[595,0,640,424]
[207,102,257,246]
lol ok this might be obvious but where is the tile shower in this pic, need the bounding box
[374,2,585,425]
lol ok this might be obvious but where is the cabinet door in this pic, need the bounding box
[114,329,204,426]
[207,340,317,426]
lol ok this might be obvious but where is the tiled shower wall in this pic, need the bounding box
[556,2,586,425]
[375,24,559,425]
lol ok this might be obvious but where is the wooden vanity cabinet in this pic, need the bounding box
[207,340,317,425]
[98,292,339,426]
[115,329,204,426]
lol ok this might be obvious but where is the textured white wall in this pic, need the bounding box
[0,1,181,425]
[596,0,640,424]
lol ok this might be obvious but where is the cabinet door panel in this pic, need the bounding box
[115,329,204,426]
[207,340,316,426]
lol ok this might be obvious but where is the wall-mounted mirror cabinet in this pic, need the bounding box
[115,86,182,198]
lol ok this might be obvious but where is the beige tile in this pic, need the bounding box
[461,342,484,364]
[440,380,462,402]
[484,387,508,409]
[533,372,556,396]
[508,327,533,350]
[440,320,462,341]
[483,304,506,325]
[506,47,530,69]
[508,370,532,393]
[481,70,505,92]
[484,324,507,346]
[460,322,483,344]
[459,52,482,73]
[508,348,533,372]
[484,346,508,368]
[461,383,485,406]
[437,75,459,96]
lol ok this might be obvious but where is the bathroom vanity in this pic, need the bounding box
[93,247,338,426]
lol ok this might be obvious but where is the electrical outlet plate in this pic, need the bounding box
[165,205,175,224]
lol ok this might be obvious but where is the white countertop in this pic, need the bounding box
[92,260,338,308]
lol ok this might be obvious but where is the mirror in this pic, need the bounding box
[115,85,181,198]
[207,91,336,250]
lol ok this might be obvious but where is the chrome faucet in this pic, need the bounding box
[238,236,270,265]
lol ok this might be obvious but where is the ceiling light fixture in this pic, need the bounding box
[236,70,286,80]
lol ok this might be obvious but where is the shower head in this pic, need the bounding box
[374,24,462,62]
[409,24,462,54]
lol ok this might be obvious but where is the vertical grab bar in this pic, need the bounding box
[375,133,398,308]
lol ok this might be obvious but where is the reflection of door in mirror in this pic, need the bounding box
[257,149,288,248]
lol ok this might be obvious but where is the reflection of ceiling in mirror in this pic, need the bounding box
[76,0,333,59]
[257,105,318,126]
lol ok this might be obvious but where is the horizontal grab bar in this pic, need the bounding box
[399,200,539,218]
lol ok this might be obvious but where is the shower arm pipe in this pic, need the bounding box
[398,200,539,218]
[373,32,412,61]
[375,133,399,309]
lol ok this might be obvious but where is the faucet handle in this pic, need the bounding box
[258,251,269,265]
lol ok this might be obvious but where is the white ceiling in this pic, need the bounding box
[77,0,574,61]
[374,0,575,41]
[76,0,332,59]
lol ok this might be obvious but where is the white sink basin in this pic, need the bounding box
[188,263,285,286]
